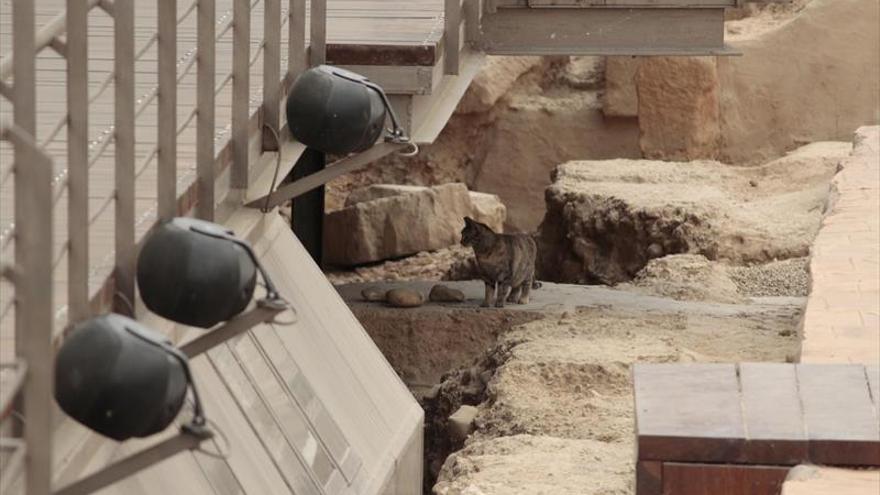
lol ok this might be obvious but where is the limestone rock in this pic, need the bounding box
[429,284,466,303]
[344,184,426,207]
[361,287,387,302]
[457,56,544,114]
[636,56,720,161]
[386,288,425,308]
[602,56,639,118]
[447,405,479,443]
[537,143,849,284]
[324,183,473,266]
[468,191,506,233]
[346,185,506,233]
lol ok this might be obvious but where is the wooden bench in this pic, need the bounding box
[633,363,880,495]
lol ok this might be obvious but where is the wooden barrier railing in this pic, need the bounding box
[0,1,327,493]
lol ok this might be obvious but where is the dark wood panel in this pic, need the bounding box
[797,364,880,466]
[327,43,436,66]
[740,363,808,464]
[634,364,745,462]
[480,7,725,55]
[662,463,789,495]
[636,461,662,495]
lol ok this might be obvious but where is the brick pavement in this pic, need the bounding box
[801,126,880,364]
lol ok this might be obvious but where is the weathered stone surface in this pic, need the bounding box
[344,184,426,207]
[361,287,387,302]
[386,288,425,308]
[719,0,880,163]
[324,183,473,266]
[447,405,479,443]
[457,56,545,114]
[346,185,507,234]
[537,143,849,284]
[429,284,466,303]
[603,56,640,118]
[472,92,640,232]
[468,191,506,233]
[636,56,721,161]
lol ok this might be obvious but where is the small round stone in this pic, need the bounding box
[386,288,425,308]
[429,284,466,303]
[361,287,387,302]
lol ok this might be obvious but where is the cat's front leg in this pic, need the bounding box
[519,275,534,304]
[495,282,510,308]
[507,285,522,303]
[482,281,495,308]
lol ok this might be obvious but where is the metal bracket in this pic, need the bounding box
[245,141,413,210]
[52,428,212,495]
[0,359,28,422]
[0,438,26,493]
[0,80,12,100]
[49,36,67,57]
[178,304,288,358]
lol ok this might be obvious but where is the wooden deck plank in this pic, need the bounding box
[740,363,808,464]
[634,363,745,463]
[796,364,880,466]
[635,363,880,468]
[662,463,789,495]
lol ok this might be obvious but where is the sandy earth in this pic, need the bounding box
[433,301,800,495]
[337,281,803,493]
[725,0,810,41]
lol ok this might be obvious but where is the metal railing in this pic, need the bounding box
[0,1,327,493]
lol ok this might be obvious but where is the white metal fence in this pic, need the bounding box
[0,1,327,492]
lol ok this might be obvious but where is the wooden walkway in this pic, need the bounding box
[634,362,880,495]
[0,0,444,362]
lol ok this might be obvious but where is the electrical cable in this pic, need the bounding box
[261,124,284,214]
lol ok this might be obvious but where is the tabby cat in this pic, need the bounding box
[460,216,539,308]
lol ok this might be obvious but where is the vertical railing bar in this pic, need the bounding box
[158,0,178,221]
[231,0,250,190]
[114,0,136,315]
[12,2,53,492]
[263,0,281,150]
[464,0,482,45]
[11,133,54,495]
[197,0,217,220]
[444,0,461,75]
[67,0,90,323]
[309,0,326,66]
[287,0,306,89]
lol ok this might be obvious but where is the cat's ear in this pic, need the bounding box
[464,216,474,225]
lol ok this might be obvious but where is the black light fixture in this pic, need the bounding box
[54,313,206,441]
[285,65,409,155]
[136,217,283,329]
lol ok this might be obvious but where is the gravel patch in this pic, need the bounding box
[727,257,810,297]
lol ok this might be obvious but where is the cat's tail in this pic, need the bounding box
[532,280,543,290]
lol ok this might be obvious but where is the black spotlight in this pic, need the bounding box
[137,217,282,329]
[54,313,207,441]
[286,65,408,155]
